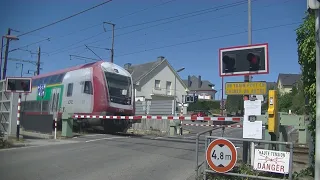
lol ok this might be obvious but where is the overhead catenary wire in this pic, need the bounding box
[115,21,302,57]
[49,0,250,55]
[11,0,178,52]
[85,45,103,60]
[16,0,112,38]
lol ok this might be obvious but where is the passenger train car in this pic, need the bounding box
[21,61,135,133]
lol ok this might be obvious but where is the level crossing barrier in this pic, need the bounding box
[72,114,243,122]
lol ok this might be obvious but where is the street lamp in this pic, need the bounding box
[174,67,185,115]
[0,33,19,79]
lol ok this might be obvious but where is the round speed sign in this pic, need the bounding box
[206,138,237,173]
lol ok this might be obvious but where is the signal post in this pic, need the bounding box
[219,43,269,164]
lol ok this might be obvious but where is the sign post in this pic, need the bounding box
[5,77,32,140]
[206,138,237,173]
[37,84,46,114]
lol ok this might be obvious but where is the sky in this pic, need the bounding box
[0,0,306,98]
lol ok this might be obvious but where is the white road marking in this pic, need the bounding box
[85,136,129,143]
[236,147,240,149]
[82,134,106,137]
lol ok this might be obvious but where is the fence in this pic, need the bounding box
[132,99,175,133]
[194,129,295,180]
[20,113,54,134]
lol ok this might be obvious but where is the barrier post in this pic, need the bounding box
[16,93,21,141]
[54,117,57,139]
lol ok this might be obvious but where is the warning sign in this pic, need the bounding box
[206,138,237,173]
[253,149,291,174]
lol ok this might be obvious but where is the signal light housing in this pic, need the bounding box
[222,55,236,73]
[247,52,260,71]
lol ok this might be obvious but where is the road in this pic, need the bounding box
[0,122,243,180]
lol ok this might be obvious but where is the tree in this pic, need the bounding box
[296,11,316,173]
[225,95,243,114]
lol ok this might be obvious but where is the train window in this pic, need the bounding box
[56,73,65,83]
[67,83,73,97]
[83,81,93,95]
[49,75,58,84]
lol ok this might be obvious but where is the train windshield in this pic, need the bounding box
[105,71,132,105]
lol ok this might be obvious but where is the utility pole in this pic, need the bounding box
[2,28,11,79]
[242,0,252,164]
[36,46,41,75]
[103,22,115,63]
[314,5,320,180]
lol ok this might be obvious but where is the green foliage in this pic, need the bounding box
[225,95,243,114]
[188,100,220,112]
[296,11,316,174]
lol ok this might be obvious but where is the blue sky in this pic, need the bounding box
[1,0,306,98]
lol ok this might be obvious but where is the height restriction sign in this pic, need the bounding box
[206,138,237,173]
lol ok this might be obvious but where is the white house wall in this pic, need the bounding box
[136,64,186,102]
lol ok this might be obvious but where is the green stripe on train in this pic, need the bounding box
[36,84,64,108]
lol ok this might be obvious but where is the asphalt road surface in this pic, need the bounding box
[0,124,244,180]
[0,133,205,180]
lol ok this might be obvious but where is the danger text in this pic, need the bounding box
[256,163,285,173]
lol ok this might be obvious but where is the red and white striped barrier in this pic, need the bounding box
[16,94,21,140]
[73,114,242,122]
[183,123,243,128]
[54,118,57,139]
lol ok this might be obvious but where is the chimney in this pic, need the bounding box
[188,75,191,87]
[198,75,201,88]
[124,63,132,70]
[157,56,165,61]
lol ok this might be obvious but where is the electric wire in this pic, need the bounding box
[115,22,302,57]
[49,0,250,55]
[16,0,112,38]
[11,0,178,51]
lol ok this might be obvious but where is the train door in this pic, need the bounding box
[50,88,61,119]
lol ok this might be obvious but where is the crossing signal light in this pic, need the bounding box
[247,53,260,71]
[6,77,32,93]
[222,55,235,73]
[219,43,268,77]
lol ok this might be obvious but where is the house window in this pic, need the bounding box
[83,81,93,95]
[166,81,171,95]
[155,80,161,89]
[67,83,73,97]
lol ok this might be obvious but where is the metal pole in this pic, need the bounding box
[3,28,11,79]
[111,23,115,63]
[0,36,4,80]
[20,64,23,77]
[54,117,57,139]
[37,46,41,75]
[221,77,224,116]
[174,76,177,115]
[315,8,320,180]
[16,93,21,140]
[242,0,252,164]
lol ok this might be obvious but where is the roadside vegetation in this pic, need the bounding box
[197,163,313,180]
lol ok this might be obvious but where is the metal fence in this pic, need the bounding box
[194,130,295,180]
[135,99,175,115]
[132,99,181,133]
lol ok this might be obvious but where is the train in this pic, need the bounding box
[21,60,136,133]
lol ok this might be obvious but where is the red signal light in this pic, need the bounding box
[247,53,260,71]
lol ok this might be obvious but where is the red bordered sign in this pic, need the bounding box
[206,138,237,173]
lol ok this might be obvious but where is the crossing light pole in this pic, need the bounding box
[0,28,19,79]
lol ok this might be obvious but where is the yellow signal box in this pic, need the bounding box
[267,90,278,134]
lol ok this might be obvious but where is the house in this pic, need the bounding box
[183,75,216,100]
[124,56,188,102]
[277,73,301,94]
